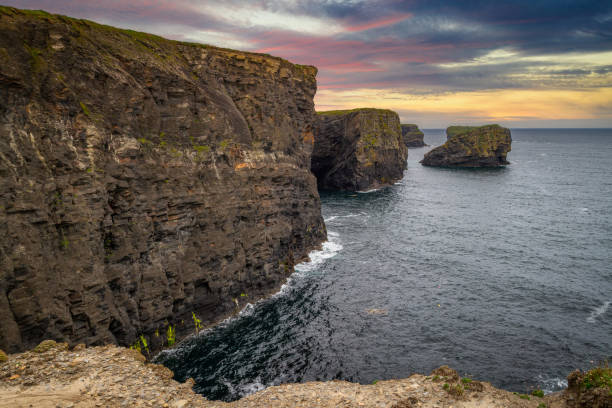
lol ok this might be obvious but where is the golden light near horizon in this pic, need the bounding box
[315,87,612,126]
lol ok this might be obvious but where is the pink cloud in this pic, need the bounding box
[344,13,413,32]
[324,62,384,73]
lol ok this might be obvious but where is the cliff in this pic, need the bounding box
[312,108,407,191]
[400,124,426,147]
[0,6,326,353]
[421,125,512,167]
[2,342,607,408]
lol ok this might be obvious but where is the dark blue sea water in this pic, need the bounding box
[156,129,612,401]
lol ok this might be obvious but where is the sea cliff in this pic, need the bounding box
[0,6,326,353]
[312,108,407,191]
[400,124,426,147]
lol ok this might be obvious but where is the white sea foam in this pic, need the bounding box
[537,375,568,394]
[587,301,610,323]
[324,213,364,223]
[239,303,255,317]
[295,235,343,273]
[580,207,589,213]
[155,233,342,358]
[222,377,266,398]
[357,188,381,193]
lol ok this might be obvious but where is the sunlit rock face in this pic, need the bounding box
[312,108,408,191]
[421,125,512,167]
[0,6,326,353]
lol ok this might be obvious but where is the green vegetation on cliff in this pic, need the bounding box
[0,5,317,75]
[317,108,396,117]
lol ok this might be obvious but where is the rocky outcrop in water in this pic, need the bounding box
[421,125,511,167]
[312,108,407,191]
[0,6,326,353]
[401,124,426,147]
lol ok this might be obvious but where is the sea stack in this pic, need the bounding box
[421,125,512,167]
[312,108,407,191]
[0,7,326,353]
[401,124,426,147]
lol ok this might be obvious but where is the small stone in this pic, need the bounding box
[172,400,189,408]
[33,340,58,353]
[73,343,86,351]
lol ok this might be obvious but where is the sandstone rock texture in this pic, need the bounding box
[0,7,326,353]
[421,125,512,167]
[400,124,426,147]
[312,108,407,191]
[0,344,581,408]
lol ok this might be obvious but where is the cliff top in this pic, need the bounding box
[447,124,503,138]
[317,108,396,117]
[0,5,317,75]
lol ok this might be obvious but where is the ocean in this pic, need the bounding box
[156,128,612,401]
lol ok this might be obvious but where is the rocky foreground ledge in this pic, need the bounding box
[2,342,609,408]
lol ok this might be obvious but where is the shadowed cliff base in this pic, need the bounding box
[0,6,325,354]
[312,108,408,191]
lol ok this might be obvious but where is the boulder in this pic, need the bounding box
[421,125,511,167]
[312,108,407,191]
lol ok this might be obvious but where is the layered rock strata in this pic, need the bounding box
[421,125,512,167]
[0,7,326,353]
[312,108,407,191]
[400,124,426,147]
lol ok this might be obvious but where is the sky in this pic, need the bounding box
[4,0,612,127]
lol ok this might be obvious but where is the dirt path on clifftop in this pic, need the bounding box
[1,343,570,408]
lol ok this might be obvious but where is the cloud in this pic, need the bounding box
[316,87,612,127]
[344,13,413,32]
[3,0,611,126]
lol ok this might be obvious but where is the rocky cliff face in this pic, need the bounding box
[312,109,407,191]
[421,125,511,167]
[0,7,326,353]
[400,124,426,147]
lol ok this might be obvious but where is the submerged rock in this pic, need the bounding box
[312,108,408,191]
[0,6,326,353]
[401,124,426,147]
[421,125,512,167]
